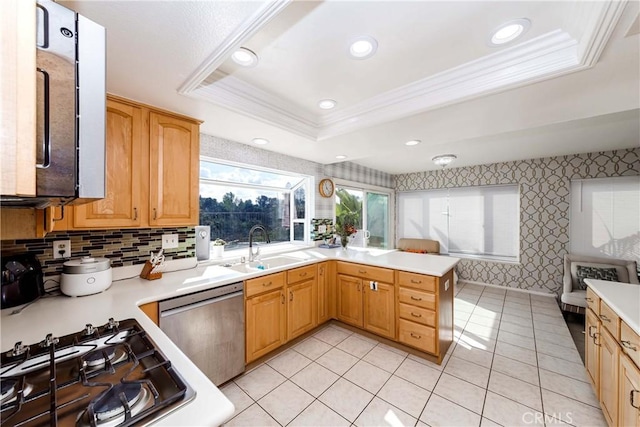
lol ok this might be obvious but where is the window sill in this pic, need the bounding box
[198,242,314,266]
[446,253,520,265]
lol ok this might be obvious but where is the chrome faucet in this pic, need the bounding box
[248,225,270,262]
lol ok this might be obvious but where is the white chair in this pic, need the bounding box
[561,254,639,314]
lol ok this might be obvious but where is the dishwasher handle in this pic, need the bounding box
[160,291,243,318]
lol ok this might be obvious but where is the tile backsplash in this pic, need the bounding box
[1,227,195,276]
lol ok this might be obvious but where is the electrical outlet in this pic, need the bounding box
[161,234,179,249]
[445,279,450,291]
[53,240,71,259]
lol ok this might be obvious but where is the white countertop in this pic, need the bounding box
[1,247,459,425]
[586,279,640,334]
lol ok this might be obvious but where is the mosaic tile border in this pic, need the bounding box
[1,227,195,276]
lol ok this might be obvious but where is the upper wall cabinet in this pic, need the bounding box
[71,95,201,229]
[1,0,36,197]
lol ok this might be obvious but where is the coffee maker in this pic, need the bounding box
[1,254,45,309]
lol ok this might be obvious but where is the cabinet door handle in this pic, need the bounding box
[300,272,307,277]
[621,340,638,351]
[410,296,422,301]
[133,207,138,220]
[587,325,596,338]
[411,312,422,318]
[410,279,422,284]
[585,297,594,302]
[410,332,421,339]
[631,390,640,409]
[289,291,293,301]
[153,208,157,220]
[36,68,51,168]
[281,293,285,304]
[600,314,611,323]
[358,269,367,274]
[319,267,324,275]
[593,333,601,347]
[357,283,361,292]
[263,281,272,287]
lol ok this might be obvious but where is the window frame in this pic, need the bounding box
[199,156,313,252]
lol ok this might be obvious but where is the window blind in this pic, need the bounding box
[570,176,640,261]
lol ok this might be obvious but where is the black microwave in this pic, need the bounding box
[1,254,45,309]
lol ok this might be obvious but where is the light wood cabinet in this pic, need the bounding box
[148,111,199,226]
[1,0,36,198]
[74,99,143,228]
[140,302,159,326]
[245,289,286,363]
[396,268,454,362]
[619,353,640,427]
[363,281,395,339]
[336,274,363,327]
[600,327,619,426]
[317,262,332,323]
[287,279,316,340]
[585,288,640,427]
[586,308,601,391]
[66,95,200,230]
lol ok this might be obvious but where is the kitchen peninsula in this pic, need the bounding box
[0,247,458,426]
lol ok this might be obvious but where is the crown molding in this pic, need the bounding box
[180,0,625,141]
[177,0,291,94]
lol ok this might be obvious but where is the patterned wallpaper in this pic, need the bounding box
[395,148,640,294]
[0,228,195,276]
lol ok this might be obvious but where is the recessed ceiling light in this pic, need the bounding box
[348,36,378,60]
[231,47,259,67]
[489,19,530,46]
[318,99,337,110]
[252,138,269,145]
[405,140,421,146]
[336,155,347,160]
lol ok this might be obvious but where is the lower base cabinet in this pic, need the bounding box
[619,353,640,427]
[600,327,620,426]
[363,281,395,339]
[287,278,316,340]
[246,290,286,363]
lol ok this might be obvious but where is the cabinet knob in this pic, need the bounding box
[621,340,638,352]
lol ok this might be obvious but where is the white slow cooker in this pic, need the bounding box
[60,257,112,297]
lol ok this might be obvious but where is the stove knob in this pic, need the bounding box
[106,318,119,329]
[40,333,59,348]
[8,341,29,357]
[84,324,96,336]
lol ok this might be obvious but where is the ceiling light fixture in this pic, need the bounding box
[252,138,269,145]
[336,155,347,160]
[318,99,337,110]
[432,154,457,168]
[489,18,530,46]
[348,36,378,60]
[231,47,259,67]
[405,140,421,146]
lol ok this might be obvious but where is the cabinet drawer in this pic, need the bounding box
[397,271,436,293]
[398,303,436,327]
[287,265,316,285]
[620,320,640,368]
[599,300,620,339]
[398,319,436,354]
[586,287,600,315]
[246,272,285,298]
[398,287,436,310]
[336,262,394,283]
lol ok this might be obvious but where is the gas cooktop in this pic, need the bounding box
[0,318,194,426]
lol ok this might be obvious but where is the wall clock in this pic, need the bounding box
[319,178,335,198]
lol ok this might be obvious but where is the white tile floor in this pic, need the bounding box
[222,283,605,427]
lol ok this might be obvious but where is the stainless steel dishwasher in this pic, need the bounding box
[159,281,245,386]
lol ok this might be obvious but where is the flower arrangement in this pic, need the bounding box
[335,212,359,249]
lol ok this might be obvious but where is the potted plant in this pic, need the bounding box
[211,238,227,258]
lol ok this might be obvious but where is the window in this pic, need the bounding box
[335,184,392,249]
[199,158,311,251]
[570,176,640,260]
[398,184,519,261]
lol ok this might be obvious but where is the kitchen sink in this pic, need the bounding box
[224,255,308,273]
